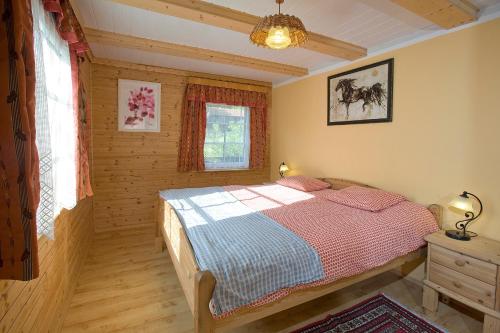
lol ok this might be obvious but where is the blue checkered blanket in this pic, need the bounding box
[160,187,324,315]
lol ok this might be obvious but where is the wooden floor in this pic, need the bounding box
[62,228,483,333]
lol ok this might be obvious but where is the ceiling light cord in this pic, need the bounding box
[277,0,283,15]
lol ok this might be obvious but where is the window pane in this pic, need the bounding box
[204,103,250,169]
[224,143,244,162]
[226,123,244,143]
[204,143,224,164]
[205,122,225,143]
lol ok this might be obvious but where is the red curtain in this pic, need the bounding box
[0,0,91,281]
[42,0,88,53]
[178,92,207,172]
[42,0,92,200]
[77,67,93,200]
[178,84,267,172]
[0,0,40,280]
[249,105,266,169]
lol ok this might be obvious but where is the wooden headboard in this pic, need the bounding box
[318,177,443,229]
[320,177,375,190]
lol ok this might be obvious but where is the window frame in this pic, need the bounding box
[204,103,251,171]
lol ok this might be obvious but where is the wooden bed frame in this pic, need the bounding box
[155,178,443,333]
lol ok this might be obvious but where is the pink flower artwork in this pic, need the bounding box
[118,79,161,132]
[125,86,156,126]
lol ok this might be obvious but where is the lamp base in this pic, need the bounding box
[445,229,472,241]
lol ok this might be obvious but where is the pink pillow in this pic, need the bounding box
[322,186,406,212]
[276,176,331,192]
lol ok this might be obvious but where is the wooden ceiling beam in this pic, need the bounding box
[391,0,479,29]
[106,0,367,60]
[84,28,308,77]
[92,57,273,87]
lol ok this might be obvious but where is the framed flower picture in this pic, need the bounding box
[118,79,161,132]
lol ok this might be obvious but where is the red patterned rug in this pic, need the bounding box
[292,294,445,333]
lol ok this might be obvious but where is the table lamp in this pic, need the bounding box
[279,162,289,178]
[445,191,482,241]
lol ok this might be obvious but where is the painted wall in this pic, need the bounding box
[271,18,500,240]
[91,62,271,232]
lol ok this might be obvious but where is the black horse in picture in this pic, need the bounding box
[334,78,387,119]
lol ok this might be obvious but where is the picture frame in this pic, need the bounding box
[327,59,393,126]
[118,79,161,132]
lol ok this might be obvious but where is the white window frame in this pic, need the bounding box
[204,103,250,170]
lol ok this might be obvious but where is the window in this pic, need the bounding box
[204,103,250,170]
[32,0,77,238]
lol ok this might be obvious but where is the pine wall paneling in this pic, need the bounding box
[0,58,94,332]
[91,61,272,232]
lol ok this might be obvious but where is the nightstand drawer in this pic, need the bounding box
[430,244,497,285]
[429,262,496,309]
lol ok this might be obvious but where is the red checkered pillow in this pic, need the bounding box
[276,176,331,192]
[322,185,406,212]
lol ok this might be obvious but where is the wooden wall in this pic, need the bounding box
[91,61,272,232]
[0,200,94,332]
[0,58,94,332]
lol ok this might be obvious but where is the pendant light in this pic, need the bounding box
[250,0,308,50]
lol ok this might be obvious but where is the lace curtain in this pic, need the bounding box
[32,0,77,238]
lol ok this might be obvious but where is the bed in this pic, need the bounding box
[156,178,442,333]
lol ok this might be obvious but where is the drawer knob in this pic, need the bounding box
[452,281,462,289]
[454,259,466,267]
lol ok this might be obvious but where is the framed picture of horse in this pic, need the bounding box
[327,58,393,125]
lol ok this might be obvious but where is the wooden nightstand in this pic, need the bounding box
[423,231,500,333]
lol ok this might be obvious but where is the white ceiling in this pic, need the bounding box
[74,0,500,85]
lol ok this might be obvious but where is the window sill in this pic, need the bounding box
[203,168,250,172]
